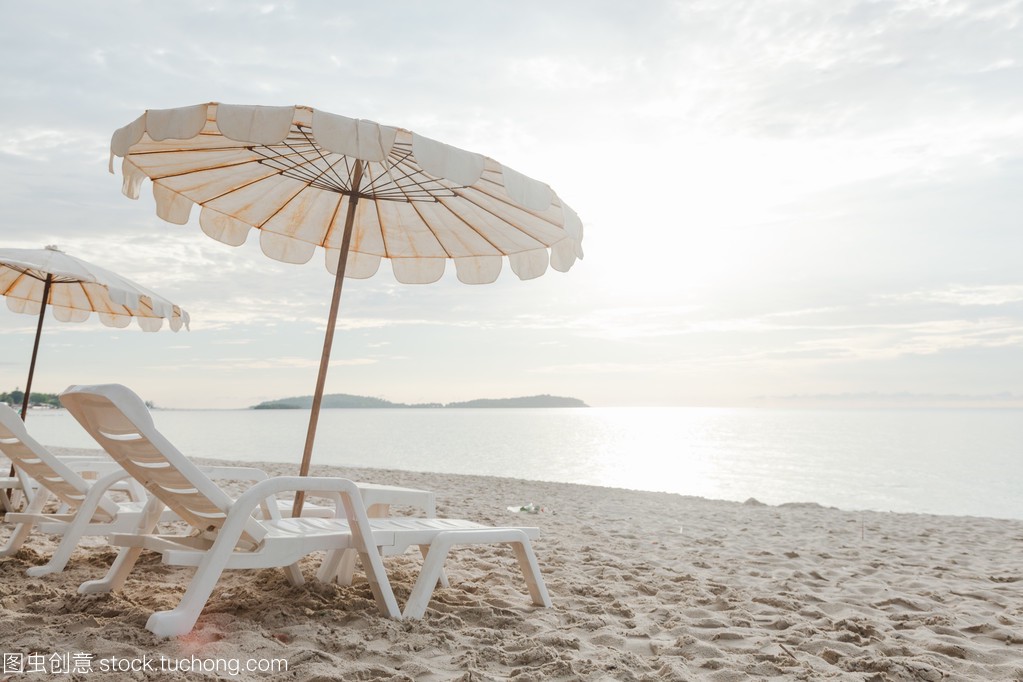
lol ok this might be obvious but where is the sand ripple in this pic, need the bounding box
[1,454,1022,679]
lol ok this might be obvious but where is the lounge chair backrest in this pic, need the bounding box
[0,404,119,521]
[59,384,266,546]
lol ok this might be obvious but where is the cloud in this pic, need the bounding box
[756,390,1023,406]
[0,128,103,160]
[882,285,1023,307]
[530,361,668,375]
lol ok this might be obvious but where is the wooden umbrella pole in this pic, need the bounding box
[6,274,52,508]
[20,274,52,421]
[293,160,364,517]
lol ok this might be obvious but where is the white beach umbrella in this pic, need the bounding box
[0,245,190,419]
[109,102,583,511]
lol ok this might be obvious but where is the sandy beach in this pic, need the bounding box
[2,449,1022,681]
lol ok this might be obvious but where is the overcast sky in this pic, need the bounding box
[1,0,1021,409]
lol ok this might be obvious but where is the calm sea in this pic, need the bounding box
[22,407,1023,521]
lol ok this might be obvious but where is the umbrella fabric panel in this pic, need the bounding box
[200,176,308,238]
[374,200,467,260]
[401,200,509,258]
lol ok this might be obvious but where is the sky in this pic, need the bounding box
[0,0,1021,409]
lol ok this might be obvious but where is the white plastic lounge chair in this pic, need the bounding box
[0,403,157,576]
[0,404,325,575]
[61,383,551,637]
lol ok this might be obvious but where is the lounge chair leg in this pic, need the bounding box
[326,501,389,586]
[79,497,165,594]
[312,550,357,586]
[26,493,114,576]
[147,575,220,638]
[336,548,358,585]
[0,521,36,557]
[403,530,552,619]
[25,533,80,577]
[147,536,236,638]
[356,548,401,619]
[404,534,457,619]
[284,562,304,586]
[315,548,345,583]
[0,488,50,557]
[509,539,552,607]
[418,544,450,588]
[80,546,145,594]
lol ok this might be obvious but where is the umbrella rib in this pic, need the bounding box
[370,148,421,199]
[165,164,283,208]
[435,196,514,255]
[253,142,348,192]
[144,156,277,183]
[323,191,347,253]
[136,143,462,203]
[357,146,455,202]
[385,149,452,201]
[4,266,48,283]
[366,145,413,194]
[134,148,321,186]
[149,156,318,218]
[3,271,36,301]
[126,144,255,158]
[293,125,354,192]
[242,125,354,194]
[77,281,101,318]
[441,187,556,250]
[138,144,339,186]
[224,131,346,231]
[372,195,393,260]
[456,182,565,237]
[84,280,130,318]
[1,265,83,285]
[460,179,563,227]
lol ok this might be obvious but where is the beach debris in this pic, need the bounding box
[507,502,549,514]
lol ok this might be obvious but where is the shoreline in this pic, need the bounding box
[2,450,1022,679]
[26,405,1023,522]
[49,445,1023,524]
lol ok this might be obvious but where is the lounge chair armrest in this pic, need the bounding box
[47,459,144,500]
[73,468,143,515]
[83,467,140,497]
[227,477,365,525]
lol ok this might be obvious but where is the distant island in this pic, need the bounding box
[2,389,60,410]
[2,389,156,410]
[251,393,588,409]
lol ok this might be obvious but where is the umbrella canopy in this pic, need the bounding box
[0,245,190,418]
[109,102,583,511]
